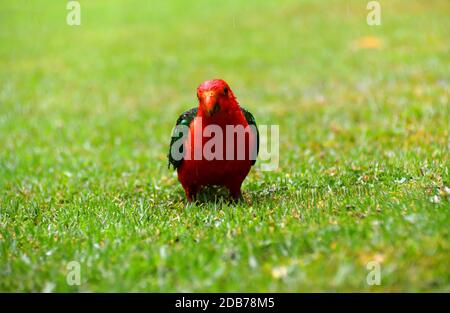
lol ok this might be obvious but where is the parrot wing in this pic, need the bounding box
[168,107,198,169]
[240,106,259,166]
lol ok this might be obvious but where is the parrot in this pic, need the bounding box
[168,79,259,202]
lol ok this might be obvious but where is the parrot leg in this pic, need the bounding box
[184,185,199,202]
[227,184,243,202]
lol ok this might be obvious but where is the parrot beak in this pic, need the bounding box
[202,91,220,117]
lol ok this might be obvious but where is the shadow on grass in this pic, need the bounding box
[175,185,285,206]
[163,181,292,206]
[164,185,251,206]
[191,186,242,205]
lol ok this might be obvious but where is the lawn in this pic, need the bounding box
[0,0,449,292]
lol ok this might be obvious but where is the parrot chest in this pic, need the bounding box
[179,158,251,186]
[177,114,254,187]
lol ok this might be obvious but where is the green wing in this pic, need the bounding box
[240,107,259,166]
[168,107,197,169]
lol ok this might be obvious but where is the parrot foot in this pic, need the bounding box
[184,186,199,202]
[227,185,244,203]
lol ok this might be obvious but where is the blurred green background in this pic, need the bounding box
[0,0,449,291]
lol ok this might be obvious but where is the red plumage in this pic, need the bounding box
[176,79,257,201]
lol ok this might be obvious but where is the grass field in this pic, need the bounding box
[0,0,449,292]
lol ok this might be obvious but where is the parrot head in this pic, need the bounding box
[197,79,237,117]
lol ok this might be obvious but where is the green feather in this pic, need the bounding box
[168,107,198,169]
[240,106,259,165]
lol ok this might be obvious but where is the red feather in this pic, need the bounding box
[177,79,256,201]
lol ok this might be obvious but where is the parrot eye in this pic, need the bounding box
[223,87,228,95]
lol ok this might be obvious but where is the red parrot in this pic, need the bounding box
[168,79,259,201]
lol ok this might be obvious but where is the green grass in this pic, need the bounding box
[0,0,449,292]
